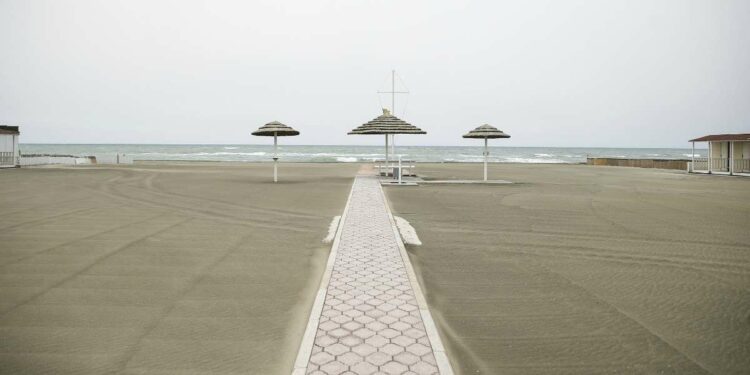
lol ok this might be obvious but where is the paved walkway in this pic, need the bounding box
[295,176,451,375]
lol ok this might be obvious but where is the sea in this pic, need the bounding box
[18,144,704,164]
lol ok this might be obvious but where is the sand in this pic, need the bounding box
[3,162,749,374]
[384,163,750,375]
[0,162,358,374]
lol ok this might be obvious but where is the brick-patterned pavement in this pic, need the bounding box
[304,176,442,375]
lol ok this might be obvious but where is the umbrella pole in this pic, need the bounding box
[392,134,397,178]
[398,155,402,184]
[391,134,395,160]
[484,138,488,181]
[385,134,389,176]
[273,133,278,183]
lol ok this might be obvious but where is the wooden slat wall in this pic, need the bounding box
[587,158,689,170]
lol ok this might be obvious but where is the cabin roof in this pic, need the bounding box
[690,133,750,142]
[0,125,20,135]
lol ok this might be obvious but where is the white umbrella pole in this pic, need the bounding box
[384,134,389,175]
[273,133,278,183]
[391,134,395,159]
[398,155,402,184]
[483,138,488,181]
[392,135,397,178]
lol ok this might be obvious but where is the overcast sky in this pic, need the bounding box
[1,0,748,147]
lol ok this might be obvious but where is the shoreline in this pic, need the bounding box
[16,158,702,165]
[16,145,706,165]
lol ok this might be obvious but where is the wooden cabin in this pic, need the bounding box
[0,125,20,168]
[689,133,750,176]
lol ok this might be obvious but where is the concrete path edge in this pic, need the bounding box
[291,179,357,375]
[378,183,455,375]
[291,175,455,374]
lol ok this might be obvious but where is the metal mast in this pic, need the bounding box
[377,70,409,165]
[392,70,395,115]
[377,70,408,114]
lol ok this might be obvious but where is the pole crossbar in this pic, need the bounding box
[376,70,412,179]
[377,70,409,115]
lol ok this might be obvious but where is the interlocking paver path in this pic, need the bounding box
[303,176,444,375]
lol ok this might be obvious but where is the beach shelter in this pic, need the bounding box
[348,109,426,170]
[251,121,299,182]
[463,124,510,181]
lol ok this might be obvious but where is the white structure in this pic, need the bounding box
[0,126,20,168]
[20,153,133,167]
[20,155,95,167]
[689,133,750,176]
[91,153,134,164]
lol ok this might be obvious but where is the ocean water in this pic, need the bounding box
[19,144,705,164]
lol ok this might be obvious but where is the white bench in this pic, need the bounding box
[374,159,417,177]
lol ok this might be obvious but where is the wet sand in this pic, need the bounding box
[0,162,358,374]
[385,164,750,374]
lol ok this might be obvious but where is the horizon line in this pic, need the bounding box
[18,143,707,149]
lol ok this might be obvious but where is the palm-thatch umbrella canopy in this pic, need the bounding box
[348,109,426,170]
[251,121,300,182]
[252,121,300,137]
[463,124,510,181]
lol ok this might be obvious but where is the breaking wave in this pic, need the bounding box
[505,157,567,163]
[19,144,703,164]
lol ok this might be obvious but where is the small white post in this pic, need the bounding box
[729,141,734,176]
[708,141,713,174]
[483,138,488,182]
[273,133,278,183]
[398,155,402,184]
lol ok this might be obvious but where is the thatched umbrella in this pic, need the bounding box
[252,121,300,182]
[348,109,426,171]
[463,124,510,181]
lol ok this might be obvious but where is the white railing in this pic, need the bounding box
[710,158,729,171]
[92,153,134,164]
[734,158,750,173]
[692,157,708,171]
[20,155,94,166]
[374,159,417,177]
[0,151,17,166]
[692,158,750,174]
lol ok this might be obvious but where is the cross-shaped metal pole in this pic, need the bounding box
[377,70,409,168]
[377,70,409,115]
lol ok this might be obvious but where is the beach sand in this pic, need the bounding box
[0,162,358,374]
[385,163,750,374]
[3,162,749,375]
